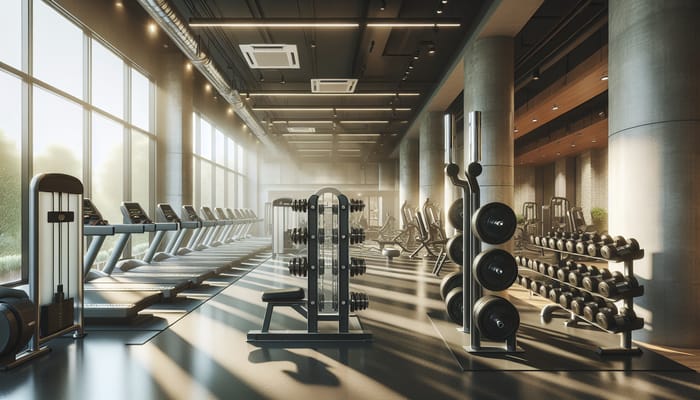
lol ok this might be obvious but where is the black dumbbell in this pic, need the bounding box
[575,233,601,254]
[570,292,595,316]
[529,235,537,245]
[548,287,568,303]
[601,237,640,260]
[546,263,560,278]
[530,280,542,294]
[564,232,581,253]
[561,290,592,310]
[537,261,549,275]
[547,232,563,249]
[520,276,532,289]
[596,307,638,331]
[350,291,369,311]
[583,299,618,322]
[556,232,573,251]
[514,255,522,266]
[527,258,538,270]
[539,281,560,298]
[556,260,578,282]
[582,268,613,292]
[568,264,600,287]
[587,234,615,257]
[598,271,640,298]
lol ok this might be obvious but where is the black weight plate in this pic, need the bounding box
[472,249,518,291]
[471,202,517,245]
[446,233,463,266]
[473,295,520,341]
[440,271,463,300]
[447,198,464,231]
[445,287,464,325]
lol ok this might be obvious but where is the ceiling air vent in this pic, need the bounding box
[311,79,358,93]
[287,127,316,133]
[239,44,299,69]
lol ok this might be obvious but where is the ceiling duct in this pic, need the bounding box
[135,0,277,151]
[311,79,358,93]
[240,44,300,69]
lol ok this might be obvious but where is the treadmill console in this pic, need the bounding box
[156,203,181,223]
[83,199,108,225]
[201,207,218,221]
[181,205,201,222]
[120,202,153,224]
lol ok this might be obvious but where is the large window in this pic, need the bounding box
[0,71,22,283]
[192,113,250,211]
[0,0,22,69]
[1,1,157,283]
[33,86,83,179]
[33,0,84,98]
[92,41,124,118]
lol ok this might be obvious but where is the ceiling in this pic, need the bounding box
[165,0,487,161]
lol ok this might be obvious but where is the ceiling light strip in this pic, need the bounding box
[189,18,461,29]
[255,108,410,112]
[242,92,421,97]
[339,120,389,124]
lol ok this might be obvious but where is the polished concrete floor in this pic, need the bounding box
[2,243,700,400]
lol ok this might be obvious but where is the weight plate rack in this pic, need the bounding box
[522,233,645,355]
[443,114,522,354]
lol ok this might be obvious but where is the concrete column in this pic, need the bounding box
[463,37,514,209]
[609,0,700,346]
[554,157,575,202]
[399,138,419,227]
[156,53,193,211]
[419,112,445,211]
[379,160,398,225]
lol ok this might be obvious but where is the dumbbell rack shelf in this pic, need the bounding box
[527,243,644,355]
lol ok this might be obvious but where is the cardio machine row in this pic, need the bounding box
[82,200,265,321]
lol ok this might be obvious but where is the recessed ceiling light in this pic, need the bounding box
[205,83,211,92]
[227,107,234,115]
[592,139,597,143]
[115,1,123,7]
[571,144,576,148]
[185,62,192,71]
[147,22,158,34]
[532,68,540,81]
[552,105,559,111]
[556,152,561,156]
[514,128,519,133]
[531,118,538,123]
[600,74,608,81]
[436,8,443,14]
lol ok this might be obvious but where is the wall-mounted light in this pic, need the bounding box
[115,1,124,8]
[427,42,436,55]
[185,62,192,72]
[380,0,386,11]
[227,107,234,115]
[532,68,540,81]
[204,83,212,92]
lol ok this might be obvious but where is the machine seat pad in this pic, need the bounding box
[382,248,401,257]
[262,287,305,302]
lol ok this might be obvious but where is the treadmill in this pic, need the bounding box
[82,199,167,320]
[106,202,228,279]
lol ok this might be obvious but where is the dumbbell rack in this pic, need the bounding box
[252,188,372,342]
[524,242,644,355]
